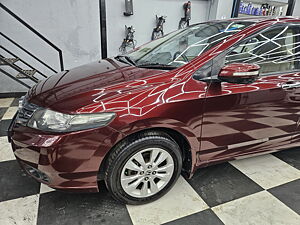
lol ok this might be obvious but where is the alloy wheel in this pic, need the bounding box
[120,147,174,198]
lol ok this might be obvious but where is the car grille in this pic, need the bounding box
[16,98,39,126]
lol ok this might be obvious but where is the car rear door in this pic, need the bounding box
[200,23,300,162]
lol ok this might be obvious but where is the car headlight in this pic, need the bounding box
[27,108,116,132]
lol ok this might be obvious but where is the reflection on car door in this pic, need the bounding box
[199,23,300,163]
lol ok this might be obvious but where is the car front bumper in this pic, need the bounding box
[8,114,122,192]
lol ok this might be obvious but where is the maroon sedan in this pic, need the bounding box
[9,17,300,204]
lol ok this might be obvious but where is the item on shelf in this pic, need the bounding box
[279,6,283,16]
[239,1,244,13]
[238,1,287,17]
[262,3,269,16]
[246,2,252,14]
[271,6,276,16]
[151,15,166,40]
[119,25,136,54]
[254,6,261,15]
[178,1,191,29]
[124,0,133,16]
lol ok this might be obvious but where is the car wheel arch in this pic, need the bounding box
[97,126,196,183]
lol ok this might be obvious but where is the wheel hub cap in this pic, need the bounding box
[120,148,175,198]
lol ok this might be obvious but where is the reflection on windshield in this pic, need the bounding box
[127,21,253,69]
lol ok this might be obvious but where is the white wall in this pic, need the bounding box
[0,0,101,71]
[0,0,237,93]
[293,0,300,16]
[0,0,101,92]
[106,0,211,57]
[215,0,234,19]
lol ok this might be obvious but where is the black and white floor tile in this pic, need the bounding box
[0,97,299,225]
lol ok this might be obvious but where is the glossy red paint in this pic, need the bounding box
[11,121,123,192]
[219,63,260,77]
[201,72,300,164]
[10,17,300,192]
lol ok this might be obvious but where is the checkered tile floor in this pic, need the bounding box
[0,97,299,225]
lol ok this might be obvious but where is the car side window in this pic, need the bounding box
[225,24,300,74]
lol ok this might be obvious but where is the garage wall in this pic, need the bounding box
[0,0,236,93]
[0,0,101,70]
[293,0,300,16]
[106,0,212,57]
[215,0,235,19]
[0,0,101,93]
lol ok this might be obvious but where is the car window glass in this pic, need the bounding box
[127,21,253,68]
[225,25,300,74]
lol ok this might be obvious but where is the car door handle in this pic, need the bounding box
[282,82,300,89]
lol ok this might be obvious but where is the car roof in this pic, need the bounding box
[227,16,300,23]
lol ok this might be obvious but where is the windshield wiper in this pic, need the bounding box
[115,55,136,66]
[137,62,176,69]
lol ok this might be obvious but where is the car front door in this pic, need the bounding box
[199,23,300,163]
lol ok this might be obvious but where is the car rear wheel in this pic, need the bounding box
[104,131,182,205]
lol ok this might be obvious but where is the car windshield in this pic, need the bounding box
[124,21,254,69]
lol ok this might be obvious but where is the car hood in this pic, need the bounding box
[27,58,165,114]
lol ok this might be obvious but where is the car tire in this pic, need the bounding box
[104,130,182,205]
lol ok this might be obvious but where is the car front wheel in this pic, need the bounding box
[104,131,182,205]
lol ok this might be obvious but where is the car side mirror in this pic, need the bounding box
[218,63,260,84]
